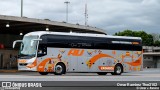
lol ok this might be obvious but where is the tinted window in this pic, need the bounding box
[39,34,142,51]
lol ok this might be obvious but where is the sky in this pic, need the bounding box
[0,0,160,35]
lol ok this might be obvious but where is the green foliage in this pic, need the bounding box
[114,30,154,46]
[154,40,160,46]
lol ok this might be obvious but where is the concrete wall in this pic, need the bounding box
[143,56,160,68]
[157,59,160,68]
[143,56,155,68]
[0,50,18,69]
[0,34,21,69]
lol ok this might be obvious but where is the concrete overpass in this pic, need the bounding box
[143,46,160,56]
[143,52,160,56]
[0,15,106,35]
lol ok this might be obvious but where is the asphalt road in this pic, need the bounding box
[0,68,159,81]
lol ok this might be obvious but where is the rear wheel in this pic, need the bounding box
[111,64,123,75]
[97,72,107,75]
[54,63,65,75]
[39,72,48,75]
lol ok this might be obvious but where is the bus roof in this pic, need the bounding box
[25,31,142,40]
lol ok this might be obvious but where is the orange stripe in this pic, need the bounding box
[112,50,116,55]
[18,59,27,63]
[132,42,139,45]
[26,59,37,68]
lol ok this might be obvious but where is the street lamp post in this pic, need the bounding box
[64,1,70,22]
[21,0,23,17]
[85,0,88,26]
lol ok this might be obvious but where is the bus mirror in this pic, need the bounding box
[13,40,22,48]
[31,39,42,47]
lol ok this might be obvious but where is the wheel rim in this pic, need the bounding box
[55,65,63,74]
[116,66,121,74]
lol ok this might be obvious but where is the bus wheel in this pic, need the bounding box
[39,72,48,75]
[54,63,65,75]
[111,64,123,75]
[97,72,107,75]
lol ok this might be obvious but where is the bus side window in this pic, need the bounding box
[37,45,47,57]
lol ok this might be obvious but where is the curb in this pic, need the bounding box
[0,70,18,73]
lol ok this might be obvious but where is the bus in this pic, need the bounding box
[13,31,143,75]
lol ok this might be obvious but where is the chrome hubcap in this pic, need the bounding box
[55,65,62,73]
[116,66,121,74]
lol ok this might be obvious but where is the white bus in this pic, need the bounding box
[13,31,143,75]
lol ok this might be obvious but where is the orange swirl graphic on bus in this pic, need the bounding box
[87,53,114,68]
[124,56,142,66]
[37,57,61,72]
[37,58,52,72]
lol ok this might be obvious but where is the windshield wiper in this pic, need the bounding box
[19,53,28,56]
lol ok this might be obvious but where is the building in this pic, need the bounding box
[143,46,160,68]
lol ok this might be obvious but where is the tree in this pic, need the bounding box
[154,40,160,46]
[114,30,154,46]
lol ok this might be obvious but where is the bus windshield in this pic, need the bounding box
[20,35,39,57]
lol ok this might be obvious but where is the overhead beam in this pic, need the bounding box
[0,15,106,34]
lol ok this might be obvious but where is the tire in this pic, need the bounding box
[97,72,107,75]
[54,63,65,75]
[111,64,123,75]
[39,72,48,75]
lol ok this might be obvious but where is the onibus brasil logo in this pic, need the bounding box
[1,82,42,90]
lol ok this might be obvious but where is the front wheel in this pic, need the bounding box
[111,64,123,75]
[54,63,65,75]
